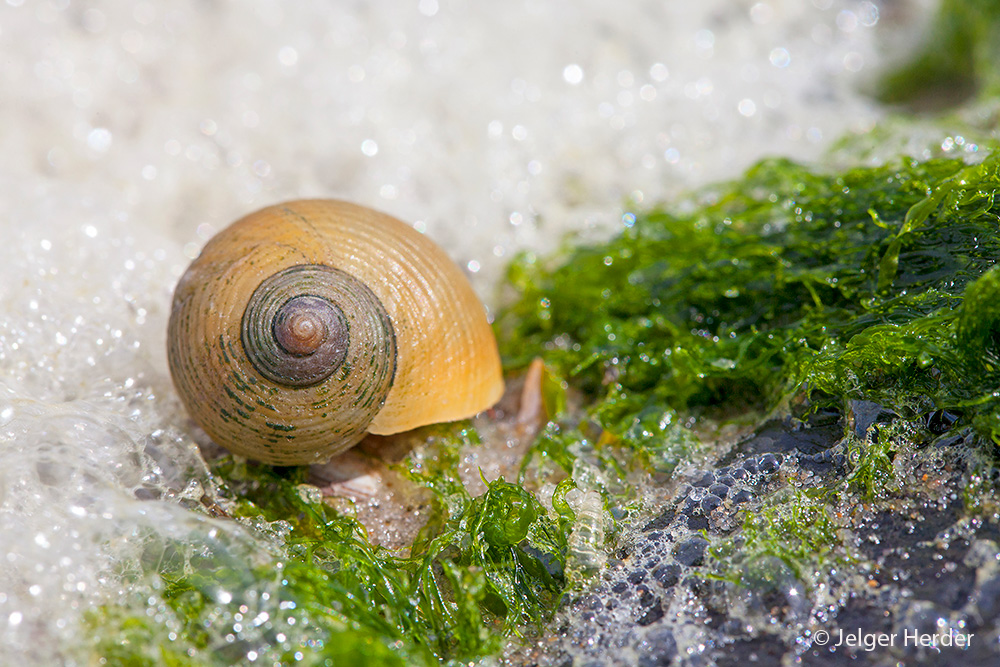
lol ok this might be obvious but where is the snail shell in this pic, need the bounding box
[168,199,504,465]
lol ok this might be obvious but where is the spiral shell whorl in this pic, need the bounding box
[169,262,398,464]
[241,264,395,390]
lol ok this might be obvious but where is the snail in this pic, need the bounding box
[167,199,504,465]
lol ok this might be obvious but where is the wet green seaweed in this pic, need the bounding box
[709,488,849,585]
[85,440,569,666]
[499,151,1000,601]
[501,152,1000,454]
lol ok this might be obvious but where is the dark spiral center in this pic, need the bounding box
[242,267,353,387]
[273,296,336,356]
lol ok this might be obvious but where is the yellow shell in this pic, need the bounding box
[168,199,504,465]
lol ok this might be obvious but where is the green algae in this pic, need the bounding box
[709,488,849,585]
[843,426,900,502]
[500,151,1000,602]
[85,436,569,667]
[501,152,1000,453]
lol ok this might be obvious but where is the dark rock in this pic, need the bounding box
[797,448,846,477]
[925,409,959,434]
[758,453,781,474]
[701,494,723,513]
[642,509,675,532]
[674,535,708,566]
[520,404,997,667]
[730,488,752,504]
[885,540,975,610]
[652,563,681,588]
[729,466,749,481]
[638,586,655,608]
[834,594,893,636]
[858,503,961,560]
[713,634,787,667]
[691,471,715,487]
[709,483,730,499]
[849,400,895,439]
[724,411,842,460]
[636,600,663,626]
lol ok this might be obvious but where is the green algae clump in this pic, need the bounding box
[501,152,1000,452]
